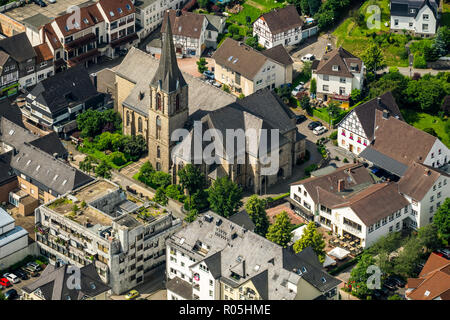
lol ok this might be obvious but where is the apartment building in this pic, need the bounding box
[135,0,188,39]
[0,207,29,263]
[212,37,293,96]
[311,47,364,102]
[390,0,439,37]
[0,33,54,96]
[34,179,183,294]
[289,164,414,248]
[253,5,318,49]
[22,65,104,137]
[166,211,341,300]
[22,263,111,300]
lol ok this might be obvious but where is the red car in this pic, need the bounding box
[0,277,11,288]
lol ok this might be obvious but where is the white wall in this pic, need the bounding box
[423,139,450,169]
[391,5,437,35]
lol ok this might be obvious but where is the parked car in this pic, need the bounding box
[26,262,41,272]
[212,81,221,88]
[291,84,306,97]
[301,54,315,62]
[389,275,406,288]
[34,0,47,7]
[13,269,28,281]
[307,121,322,130]
[125,290,139,300]
[295,114,307,124]
[203,70,214,80]
[3,273,20,284]
[313,125,327,135]
[47,0,56,3]
[435,248,450,260]
[23,266,40,277]
[0,277,11,288]
[4,289,18,300]
[383,278,397,291]
[117,48,128,57]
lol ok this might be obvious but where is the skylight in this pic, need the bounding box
[321,277,327,283]
[233,58,238,64]
[110,11,115,17]
[118,8,123,14]
[36,165,40,172]
[26,160,31,166]
[126,4,131,10]
[228,56,233,61]
[83,18,89,24]
[424,290,430,296]
[8,129,14,135]
[254,265,260,272]
[53,174,59,181]
[62,179,67,186]
[301,266,307,273]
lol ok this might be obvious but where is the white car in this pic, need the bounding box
[313,126,327,135]
[3,273,20,284]
[291,83,305,96]
[48,0,56,3]
[301,54,315,62]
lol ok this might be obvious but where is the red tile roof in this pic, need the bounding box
[98,0,135,22]
[34,43,53,62]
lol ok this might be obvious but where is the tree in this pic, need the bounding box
[121,135,147,161]
[138,161,155,185]
[245,195,269,236]
[109,151,127,166]
[266,211,292,248]
[95,160,112,179]
[197,57,208,74]
[198,0,209,8]
[423,127,438,137]
[189,189,210,212]
[433,198,450,244]
[299,95,311,111]
[245,15,252,26]
[308,0,321,15]
[222,84,231,93]
[348,253,376,298]
[301,0,310,15]
[393,236,424,277]
[178,164,205,208]
[208,177,243,218]
[165,184,186,202]
[417,224,442,253]
[154,187,168,206]
[310,78,317,95]
[434,26,450,57]
[151,171,172,189]
[293,221,326,262]
[350,88,362,104]
[79,156,95,174]
[362,43,385,74]
[245,35,259,49]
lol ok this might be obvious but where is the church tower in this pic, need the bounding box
[148,11,188,173]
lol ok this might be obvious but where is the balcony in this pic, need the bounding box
[68,49,100,67]
[65,33,96,50]
[110,33,138,48]
[342,223,361,235]
[331,93,350,101]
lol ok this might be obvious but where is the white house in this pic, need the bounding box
[398,162,450,229]
[212,37,293,96]
[311,47,364,102]
[288,164,412,248]
[0,207,28,263]
[252,5,318,48]
[390,0,439,37]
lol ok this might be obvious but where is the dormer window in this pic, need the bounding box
[332,65,338,71]
[410,9,415,14]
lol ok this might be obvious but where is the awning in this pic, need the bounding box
[111,33,139,48]
[291,225,307,243]
[359,147,408,177]
[328,247,350,260]
[323,254,337,268]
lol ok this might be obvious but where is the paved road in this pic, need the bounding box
[379,66,448,76]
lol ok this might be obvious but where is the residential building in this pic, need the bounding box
[406,252,450,300]
[337,91,403,155]
[135,0,188,39]
[117,17,305,194]
[22,263,111,300]
[212,37,294,96]
[311,47,364,102]
[0,33,54,96]
[34,179,183,294]
[166,211,341,300]
[21,65,104,137]
[398,162,449,228]
[390,0,439,37]
[161,9,208,57]
[253,5,318,49]
[0,207,29,262]
[289,164,412,248]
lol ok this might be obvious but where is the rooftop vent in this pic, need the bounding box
[382,109,389,119]
[216,218,222,226]
[176,9,181,16]
[204,214,213,223]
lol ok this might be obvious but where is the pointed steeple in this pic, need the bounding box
[150,10,187,93]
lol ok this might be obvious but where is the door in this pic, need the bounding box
[349,144,353,152]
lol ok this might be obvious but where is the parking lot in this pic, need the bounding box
[1,263,46,299]
[5,0,90,22]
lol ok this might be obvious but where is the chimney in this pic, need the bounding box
[382,109,389,119]
[377,97,381,107]
[139,91,145,100]
[338,179,345,192]
[176,9,181,17]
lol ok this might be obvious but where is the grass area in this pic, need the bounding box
[401,109,450,147]
[313,107,349,125]
[333,0,410,67]
[227,0,285,25]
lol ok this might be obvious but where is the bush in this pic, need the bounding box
[329,131,338,140]
[154,187,168,206]
[388,294,402,300]
[343,158,349,163]
[184,209,199,222]
[413,53,427,68]
[109,151,127,166]
[165,184,186,202]
[304,164,318,176]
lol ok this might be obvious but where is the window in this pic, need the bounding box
[368,225,374,233]
[423,14,429,20]
[323,85,329,92]
[437,192,441,198]
[429,206,433,213]
[332,65,338,71]
[394,19,399,26]
[396,222,400,230]
[423,24,428,31]
[138,117,142,132]
[382,217,387,226]
[396,211,401,218]
[375,221,381,229]
[323,75,329,81]
[157,146,160,158]
[404,206,408,214]
[389,226,393,232]
[175,94,180,112]
[156,116,161,140]
[340,78,346,83]
[126,111,130,126]
[430,196,434,202]
[431,153,434,159]
[156,93,162,111]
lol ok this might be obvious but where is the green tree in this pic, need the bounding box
[190,189,210,212]
[245,35,259,49]
[198,0,209,8]
[197,57,208,74]
[301,0,310,15]
[165,184,185,202]
[417,224,442,253]
[350,88,362,104]
[423,127,438,137]
[222,84,231,93]
[245,195,269,236]
[299,95,311,111]
[348,253,376,298]
[362,42,385,73]
[293,221,326,262]
[79,156,95,174]
[266,211,292,248]
[434,26,450,57]
[208,177,243,218]
[178,164,205,208]
[138,161,155,186]
[151,171,172,189]
[121,135,147,161]
[154,187,168,205]
[184,209,199,222]
[388,294,402,300]
[310,78,317,94]
[433,198,450,244]
[77,109,103,138]
[393,236,424,277]
[95,160,112,179]
[109,151,127,166]
[308,0,321,15]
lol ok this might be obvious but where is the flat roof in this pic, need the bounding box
[0,207,14,229]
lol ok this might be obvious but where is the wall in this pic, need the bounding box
[0,241,39,270]
[0,13,25,37]
[0,178,18,203]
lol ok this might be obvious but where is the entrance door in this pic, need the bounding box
[349,144,353,152]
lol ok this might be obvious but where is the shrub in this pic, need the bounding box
[165,184,186,202]
[304,164,318,176]
[109,151,127,166]
[184,209,199,222]
[343,158,349,163]
[154,187,168,206]
[329,131,338,140]
[413,53,427,68]
[335,156,340,161]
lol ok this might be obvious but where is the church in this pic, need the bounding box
[115,12,306,194]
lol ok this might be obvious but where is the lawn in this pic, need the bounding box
[333,0,410,67]
[78,140,133,170]
[401,109,450,147]
[227,0,284,25]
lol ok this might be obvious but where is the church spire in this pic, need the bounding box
[150,10,187,93]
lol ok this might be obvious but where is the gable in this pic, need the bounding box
[339,112,367,139]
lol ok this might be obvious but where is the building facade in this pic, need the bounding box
[34,179,182,294]
[390,0,439,37]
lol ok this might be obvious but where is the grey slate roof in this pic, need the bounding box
[0,99,25,128]
[22,263,110,300]
[262,44,294,66]
[0,32,36,63]
[150,11,187,93]
[390,0,438,18]
[0,151,15,186]
[0,117,39,151]
[29,65,99,114]
[359,146,409,176]
[229,210,256,232]
[166,276,192,299]
[11,143,93,196]
[168,211,341,299]
[28,132,68,159]
[204,14,226,32]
